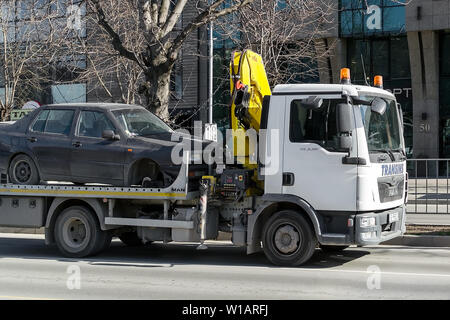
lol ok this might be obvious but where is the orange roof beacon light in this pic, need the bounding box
[340,68,351,84]
[374,75,383,89]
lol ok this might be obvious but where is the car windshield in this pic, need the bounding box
[358,95,403,153]
[112,108,173,136]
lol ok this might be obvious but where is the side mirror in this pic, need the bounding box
[339,135,353,151]
[371,97,387,115]
[102,130,120,140]
[336,103,354,152]
[336,103,354,133]
[299,96,323,110]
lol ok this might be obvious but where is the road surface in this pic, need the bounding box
[0,233,449,300]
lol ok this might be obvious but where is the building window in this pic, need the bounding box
[439,32,450,158]
[51,83,86,103]
[0,0,86,44]
[170,62,183,100]
[340,0,406,37]
[347,36,412,156]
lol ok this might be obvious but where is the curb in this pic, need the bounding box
[382,235,450,247]
[1,229,449,248]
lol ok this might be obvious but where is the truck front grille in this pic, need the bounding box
[378,175,404,203]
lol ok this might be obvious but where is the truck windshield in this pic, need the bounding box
[112,108,173,136]
[358,96,403,153]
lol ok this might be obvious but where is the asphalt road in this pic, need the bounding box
[0,233,450,300]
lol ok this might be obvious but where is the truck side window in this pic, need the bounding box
[289,99,340,151]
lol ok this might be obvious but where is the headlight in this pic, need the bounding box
[360,217,376,227]
[361,231,377,240]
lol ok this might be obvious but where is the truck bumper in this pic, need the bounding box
[318,205,406,246]
[353,205,406,246]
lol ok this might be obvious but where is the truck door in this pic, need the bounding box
[282,96,358,212]
[70,110,125,184]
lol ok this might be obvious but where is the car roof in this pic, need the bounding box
[41,103,144,111]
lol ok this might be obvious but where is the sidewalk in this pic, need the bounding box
[406,214,450,226]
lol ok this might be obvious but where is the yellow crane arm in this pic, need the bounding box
[230,50,272,132]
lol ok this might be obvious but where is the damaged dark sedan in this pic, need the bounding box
[0,103,205,187]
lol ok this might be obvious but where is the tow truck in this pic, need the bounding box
[0,50,407,266]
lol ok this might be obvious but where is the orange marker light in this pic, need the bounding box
[340,68,351,84]
[127,149,133,152]
[374,75,383,88]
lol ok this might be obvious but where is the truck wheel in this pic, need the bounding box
[119,232,144,246]
[320,245,349,253]
[54,206,108,258]
[95,231,113,254]
[262,210,317,266]
[9,154,40,185]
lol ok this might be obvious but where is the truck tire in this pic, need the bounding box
[320,245,349,253]
[119,232,144,246]
[95,230,113,254]
[54,205,109,258]
[9,154,40,185]
[262,210,317,266]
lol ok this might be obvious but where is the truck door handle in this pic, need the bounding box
[27,137,37,143]
[72,141,82,148]
[282,172,295,186]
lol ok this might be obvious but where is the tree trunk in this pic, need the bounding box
[0,107,11,122]
[147,69,171,121]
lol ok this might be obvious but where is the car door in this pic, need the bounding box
[70,110,125,184]
[282,95,358,212]
[26,108,75,179]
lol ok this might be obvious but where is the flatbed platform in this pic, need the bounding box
[0,154,197,200]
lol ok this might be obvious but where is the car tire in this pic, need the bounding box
[262,210,317,267]
[119,232,144,246]
[54,205,109,258]
[9,154,40,185]
[320,245,349,253]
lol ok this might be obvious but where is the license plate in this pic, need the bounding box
[389,212,399,223]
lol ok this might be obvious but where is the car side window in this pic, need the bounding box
[31,109,74,135]
[31,110,50,133]
[77,111,116,138]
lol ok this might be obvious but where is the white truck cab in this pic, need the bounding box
[254,79,406,255]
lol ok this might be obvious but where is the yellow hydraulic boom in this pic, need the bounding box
[229,50,271,168]
[230,50,272,133]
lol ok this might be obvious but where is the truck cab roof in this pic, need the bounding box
[273,83,396,101]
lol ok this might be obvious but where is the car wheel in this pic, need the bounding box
[54,205,109,258]
[9,154,40,185]
[262,210,317,266]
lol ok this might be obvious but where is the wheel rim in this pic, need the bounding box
[13,160,32,183]
[62,217,90,249]
[273,224,301,255]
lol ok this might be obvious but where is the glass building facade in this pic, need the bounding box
[339,0,413,156]
[440,31,450,158]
